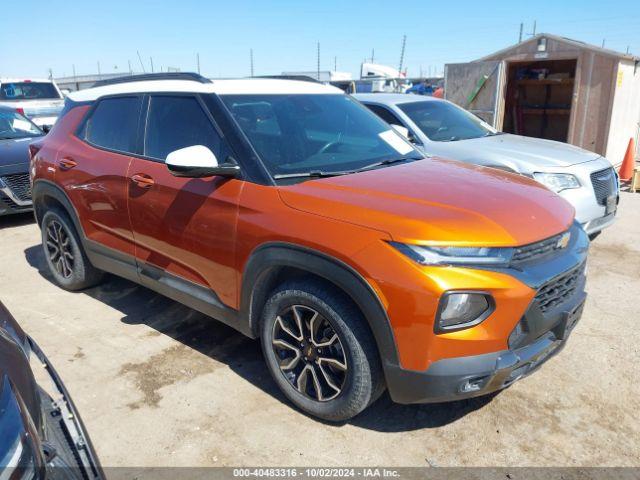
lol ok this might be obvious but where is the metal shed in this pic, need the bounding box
[444,34,640,165]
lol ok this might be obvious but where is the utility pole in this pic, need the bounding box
[128,60,132,75]
[137,51,146,73]
[150,57,154,73]
[371,48,375,63]
[250,49,254,77]
[316,42,320,81]
[627,46,630,54]
[72,64,76,81]
[197,53,200,74]
[398,35,407,77]
[48,68,53,80]
[518,22,523,43]
[334,56,337,72]
[97,61,101,78]
[601,39,606,48]
[529,20,537,37]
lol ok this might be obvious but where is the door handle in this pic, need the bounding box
[59,157,78,170]
[130,173,155,189]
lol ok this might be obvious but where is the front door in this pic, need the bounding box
[127,94,242,309]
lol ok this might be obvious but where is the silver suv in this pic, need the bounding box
[356,93,619,238]
[0,78,65,131]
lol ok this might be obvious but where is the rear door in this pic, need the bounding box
[127,94,243,308]
[444,61,505,128]
[57,95,141,259]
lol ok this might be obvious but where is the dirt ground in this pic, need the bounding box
[1,193,639,468]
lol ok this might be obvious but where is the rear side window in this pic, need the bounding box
[84,96,141,153]
[366,104,403,126]
[144,95,224,161]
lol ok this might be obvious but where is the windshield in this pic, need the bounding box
[0,110,43,140]
[0,82,61,101]
[220,94,422,178]
[398,100,498,142]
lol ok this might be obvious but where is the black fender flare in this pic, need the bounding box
[240,242,401,371]
[32,179,85,236]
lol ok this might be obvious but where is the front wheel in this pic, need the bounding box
[260,280,383,422]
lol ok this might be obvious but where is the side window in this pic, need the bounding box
[365,104,404,126]
[144,95,225,161]
[84,96,141,153]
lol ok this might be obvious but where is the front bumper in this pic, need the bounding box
[384,223,589,405]
[386,291,585,404]
[556,159,619,236]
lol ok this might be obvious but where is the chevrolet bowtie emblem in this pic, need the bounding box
[556,232,571,249]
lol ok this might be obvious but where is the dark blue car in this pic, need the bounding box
[0,106,43,216]
[0,302,103,478]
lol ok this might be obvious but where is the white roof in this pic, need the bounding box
[68,78,342,102]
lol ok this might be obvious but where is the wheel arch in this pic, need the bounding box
[241,242,401,371]
[32,180,84,236]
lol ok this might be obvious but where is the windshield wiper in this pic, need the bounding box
[273,170,354,180]
[353,156,422,173]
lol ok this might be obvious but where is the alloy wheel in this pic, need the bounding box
[45,220,75,279]
[271,305,347,401]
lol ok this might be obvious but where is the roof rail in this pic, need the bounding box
[254,75,321,84]
[92,72,212,88]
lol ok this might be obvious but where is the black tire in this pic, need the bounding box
[260,279,384,422]
[41,209,104,291]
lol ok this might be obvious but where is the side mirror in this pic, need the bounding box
[165,145,241,178]
[390,124,410,140]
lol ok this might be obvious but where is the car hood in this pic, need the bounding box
[0,136,36,167]
[425,134,601,170]
[278,158,574,246]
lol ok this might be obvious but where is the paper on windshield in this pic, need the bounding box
[378,130,414,155]
[12,119,33,132]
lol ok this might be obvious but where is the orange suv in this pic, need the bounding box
[30,73,588,421]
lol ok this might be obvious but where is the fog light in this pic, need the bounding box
[459,376,489,393]
[435,292,493,333]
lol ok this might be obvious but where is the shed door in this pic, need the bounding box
[444,61,505,129]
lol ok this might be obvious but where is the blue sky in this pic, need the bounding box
[1,0,639,79]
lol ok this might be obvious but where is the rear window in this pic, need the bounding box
[84,96,141,153]
[0,82,61,100]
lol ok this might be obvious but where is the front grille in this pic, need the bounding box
[1,173,31,202]
[511,230,567,265]
[590,167,616,206]
[0,195,20,210]
[535,262,585,313]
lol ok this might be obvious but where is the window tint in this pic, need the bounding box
[398,101,497,142]
[85,96,141,153]
[144,95,223,160]
[365,104,404,126]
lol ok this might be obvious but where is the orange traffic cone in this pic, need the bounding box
[619,138,636,182]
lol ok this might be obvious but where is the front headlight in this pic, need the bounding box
[390,243,514,267]
[533,172,581,192]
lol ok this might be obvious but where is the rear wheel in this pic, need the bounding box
[41,209,104,290]
[260,279,383,422]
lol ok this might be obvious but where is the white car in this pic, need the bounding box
[356,93,619,238]
[0,78,65,131]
